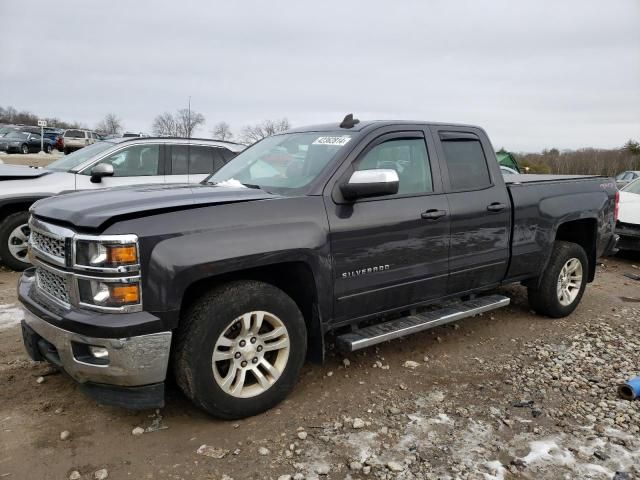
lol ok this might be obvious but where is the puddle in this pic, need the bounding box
[0,304,24,330]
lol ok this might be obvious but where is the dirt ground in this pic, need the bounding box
[1,254,639,480]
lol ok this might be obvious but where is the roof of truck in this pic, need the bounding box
[286,119,482,134]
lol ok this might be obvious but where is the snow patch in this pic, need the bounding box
[213,179,247,188]
[0,304,23,330]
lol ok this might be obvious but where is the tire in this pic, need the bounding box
[21,144,29,154]
[528,241,588,318]
[174,280,307,419]
[63,147,71,155]
[0,211,31,271]
[45,144,52,154]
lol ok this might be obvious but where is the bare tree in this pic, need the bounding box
[175,108,205,138]
[212,121,233,141]
[152,112,179,136]
[240,118,290,145]
[95,113,123,135]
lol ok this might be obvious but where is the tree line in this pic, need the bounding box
[1,104,290,145]
[511,140,640,176]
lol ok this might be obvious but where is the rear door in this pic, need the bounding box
[431,127,511,294]
[75,143,166,190]
[327,128,450,323]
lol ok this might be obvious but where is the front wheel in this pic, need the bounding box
[528,241,588,318]
[45,144,52,154]
[0,212,31,271]
[21,144,29,154]
[174,280,307,419]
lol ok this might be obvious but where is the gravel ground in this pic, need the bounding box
[1,256,639,480]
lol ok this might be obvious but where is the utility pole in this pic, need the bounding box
[187,96,191,138]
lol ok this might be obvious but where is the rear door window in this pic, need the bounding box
[189,146,214,174]
[170,145,188,174]
[440,133,492,191]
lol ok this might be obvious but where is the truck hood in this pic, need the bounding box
[0,164,51,180]
[31,183,279,230]
[618,190,640,225]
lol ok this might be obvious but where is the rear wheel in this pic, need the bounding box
[528,241,588,318]
[0,212,31,271]
[21,144,29,154]
[45,144,52,154]
[174,280,307,419]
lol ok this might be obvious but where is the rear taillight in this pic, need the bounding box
[614,190,619,223]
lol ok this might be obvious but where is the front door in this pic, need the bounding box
[75,143,166,190]
[431,127,511,294]
[327,130,450,323]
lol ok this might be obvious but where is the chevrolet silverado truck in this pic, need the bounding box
[18,116,619,419]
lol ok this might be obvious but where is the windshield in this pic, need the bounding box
[46,141,116,171]
[4,132,28,140]
[205,132,353,193]
[622,177,640,194]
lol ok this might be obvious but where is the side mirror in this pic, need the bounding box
[90,163,114,183]
[340,169,399,201]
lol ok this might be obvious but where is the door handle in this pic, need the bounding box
[487,202,507,212]
[421,209,447,220]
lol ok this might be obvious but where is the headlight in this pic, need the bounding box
[74,236,139,270]
[77,278,141,310]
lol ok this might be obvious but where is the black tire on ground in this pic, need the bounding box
[63,147,71,155]
[173,280,307,419]
[21,144,29,154]
[45,144,52,154]
[0,211,31,271]
[528,241,588,318]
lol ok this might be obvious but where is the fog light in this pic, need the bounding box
[88,346,109,359]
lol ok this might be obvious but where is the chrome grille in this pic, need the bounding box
[36,267,70,305]
[31,230,66,263]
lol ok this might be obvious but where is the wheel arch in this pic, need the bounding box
[554,218,597,282]
[179,261,326,363]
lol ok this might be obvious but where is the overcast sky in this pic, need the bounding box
[1,0,638,151]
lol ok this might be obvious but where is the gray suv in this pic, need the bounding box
[0,137,244,269]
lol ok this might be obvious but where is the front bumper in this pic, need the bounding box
[18,270,171,408]
[616,223,640,252]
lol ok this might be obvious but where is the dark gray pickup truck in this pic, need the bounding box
[18,116,619,419]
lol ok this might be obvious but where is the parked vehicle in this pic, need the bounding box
[42,129,64,152]
[615,170,640,189]
[62,129,99,154]
[17,117,618,418]
[0,131,55,154]
[0,137,243,269]
[616,177,640,251]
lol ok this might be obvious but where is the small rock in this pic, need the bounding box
[403,360,420,369]
[315,464,330,475]
[388,407,402,415]
[94,469,108,480]
[293,474,305,480]
[258,446,270,456]
[593,450,609,461]
[350,461,363,470]
[60,430,71,441]
[278,476,292,480]
[352,418,365,429]
[54,408,63,415]
[196,444,228,458]
[326,371,333,377]
[36,376,45,384]
[343,358,351,367]
[297,431,308,440]
[362,466,371,474]
[387,461,404,472]
[68,471,81,480]
[131,427,145,436]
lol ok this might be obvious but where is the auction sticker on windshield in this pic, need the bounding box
[312,136,352,146]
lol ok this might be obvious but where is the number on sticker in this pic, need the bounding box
[312,136,351,146]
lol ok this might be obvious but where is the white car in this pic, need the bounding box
[616,177,640,252]
[62,129,99,154]
[0,137,244,270]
